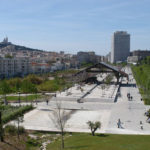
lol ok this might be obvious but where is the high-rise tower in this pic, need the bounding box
[111,31,130,63]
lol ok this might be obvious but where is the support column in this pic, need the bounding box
[115,73,120,84]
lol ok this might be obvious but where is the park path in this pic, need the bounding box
[106,66,150,134]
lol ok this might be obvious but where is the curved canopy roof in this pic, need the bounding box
[74,62,128,81]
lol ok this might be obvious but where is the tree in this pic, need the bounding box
[87,121,101,136]
[101,84,106,96]
[0,111,4,142]
[33,87,38,104]
[105,75,113,85]
[0,80,11,105]
[15,78,21,92]
[15,114,24,139]
[5,54,13,58]
[21,79,37,103]
[50,100,70,149]
[21,79,36,93]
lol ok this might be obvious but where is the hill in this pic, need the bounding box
[0,38,44,52]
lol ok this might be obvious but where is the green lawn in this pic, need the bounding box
[47,133,150,150]
[132,64,150,104]
[0,94,42,102]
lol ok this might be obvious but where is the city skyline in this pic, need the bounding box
[0,0,150,55]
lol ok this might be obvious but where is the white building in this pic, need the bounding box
[0,57,30,78]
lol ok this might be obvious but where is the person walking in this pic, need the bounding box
[117,119,121,128]
[46,99,49,105]
[140,121,143,130]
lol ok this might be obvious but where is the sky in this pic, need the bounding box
[0,0,150,55]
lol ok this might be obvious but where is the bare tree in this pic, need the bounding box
[50,100,70,149]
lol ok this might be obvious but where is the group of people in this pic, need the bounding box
[117,119,144,130]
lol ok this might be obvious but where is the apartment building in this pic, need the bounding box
[0,57,30,78]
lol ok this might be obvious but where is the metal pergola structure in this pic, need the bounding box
[72,62,129,83]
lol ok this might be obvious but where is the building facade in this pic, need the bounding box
[111,31,130,63]
[77,51,100,64]
[0,57,30,78]
[127,56,139,64]
[131,50,150,59]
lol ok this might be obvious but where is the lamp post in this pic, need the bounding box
[16,114,24,139]
[18,88,21,106]
[36,91,38,105]
[3,93,8,105]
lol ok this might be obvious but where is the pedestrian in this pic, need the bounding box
[127,93,129,98]
[117,119,121,128]
[140,121,143,130]
[46,99,49,105]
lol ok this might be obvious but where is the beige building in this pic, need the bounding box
[127,56,139,64]
[0,57,30,78]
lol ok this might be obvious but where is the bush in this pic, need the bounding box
[144,98,150,105]
[26,137,41,147]
[5,124,25,135]
[19,126,25,134]
[0,100,4,105]
[26,74,43,85]
[5,124,17,135]
[38,80,63,92]
[7,78,22,92]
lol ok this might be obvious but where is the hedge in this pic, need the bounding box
[1,105,33,124]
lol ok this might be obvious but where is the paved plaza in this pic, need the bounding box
[13,66,150,135]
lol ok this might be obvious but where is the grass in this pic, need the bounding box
[47,133,150,150]
[132,64,150,104]
[3,94,42,102]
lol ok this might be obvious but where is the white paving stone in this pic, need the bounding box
[11,66,150,135]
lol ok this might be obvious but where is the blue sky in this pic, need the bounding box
[0,0,150,55]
